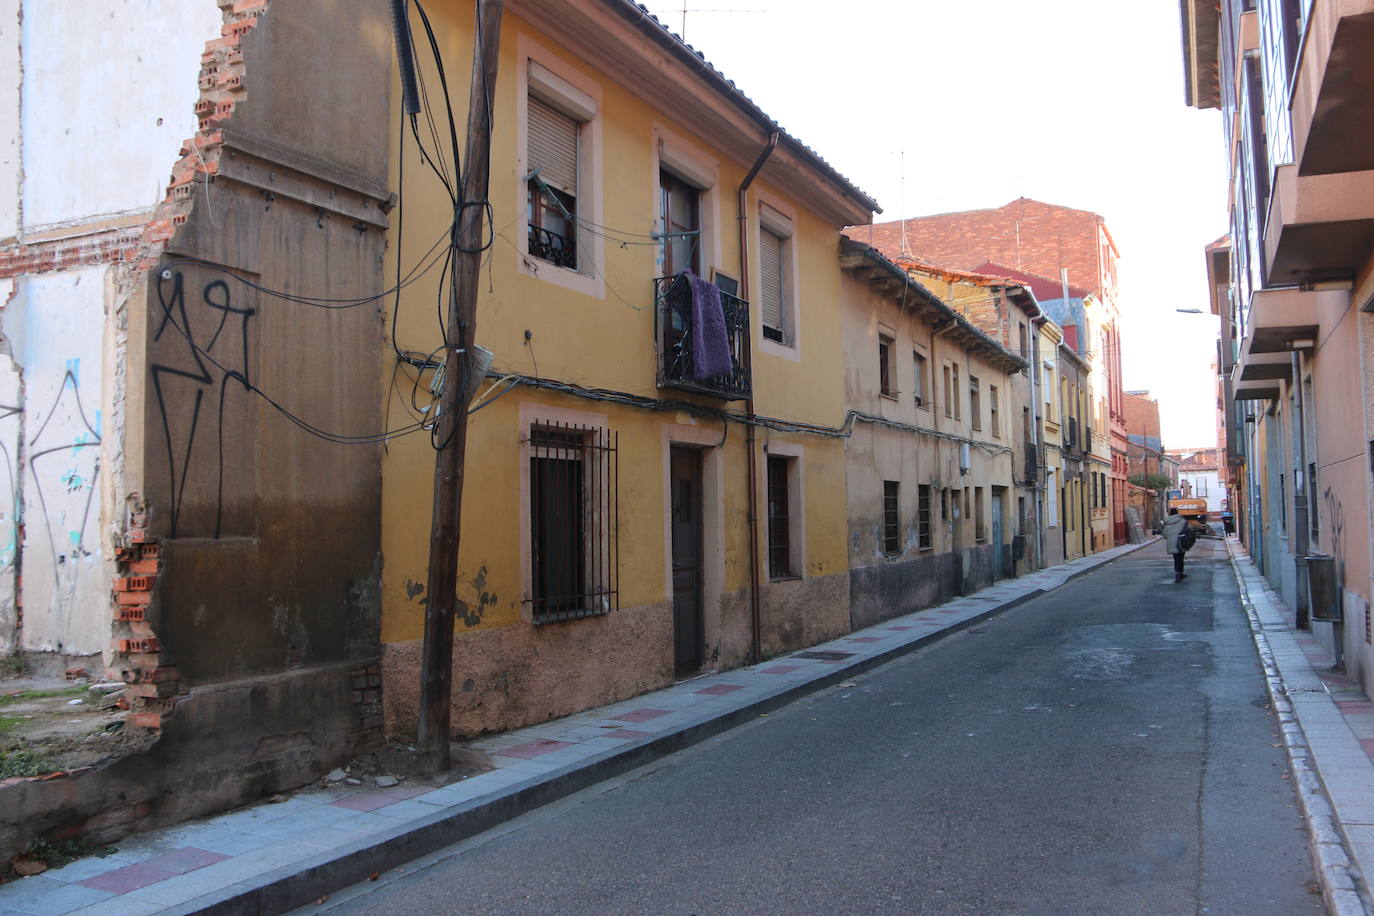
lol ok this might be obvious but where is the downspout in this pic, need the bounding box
[739,130,778,664]
[1291,350,1311,628]
[1028,318,1044,568]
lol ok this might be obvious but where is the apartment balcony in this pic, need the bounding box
[1230,286,1346,401]
[654,276,752,401]
[1290,1,1374,178]
[1264,164,1374,285]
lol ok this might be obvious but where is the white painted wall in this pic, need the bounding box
[3,268,108,656]
[1181,470,1224,516]
[20,0,220,230]
[0,277,18,652]
[0,0,19,240]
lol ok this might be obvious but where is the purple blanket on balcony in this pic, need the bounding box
[683,271,732,380]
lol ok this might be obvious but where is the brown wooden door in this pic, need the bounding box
[670,447,704,675]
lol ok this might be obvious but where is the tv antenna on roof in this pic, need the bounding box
[649,4,764,42]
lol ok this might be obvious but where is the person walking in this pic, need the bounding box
[1162,507,1190,582]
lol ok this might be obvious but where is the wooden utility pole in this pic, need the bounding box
[417,0,504,774]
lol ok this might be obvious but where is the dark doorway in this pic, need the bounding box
[670,447,704,675]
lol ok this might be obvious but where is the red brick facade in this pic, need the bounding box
[845,197,1120,306]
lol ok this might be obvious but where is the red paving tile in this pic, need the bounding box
[76,846,232,893]
[493,739,576,760]
[331,786,429,810]
[612,708,672,724]
[79,861,179,894]
[888,625,914,631]
[760,664,803,675]
[695,684,745,696]
[1360,739,1374,758]
[145,847,231,874]
[849,637,884,643]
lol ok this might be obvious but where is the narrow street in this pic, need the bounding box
[315,539,1322,915]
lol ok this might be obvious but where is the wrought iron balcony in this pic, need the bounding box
[654,275,751,401]
[528,225,576,270]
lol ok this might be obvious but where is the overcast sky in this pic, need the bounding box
[647,0,1229,448]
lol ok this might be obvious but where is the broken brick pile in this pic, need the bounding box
[109,510,179,731]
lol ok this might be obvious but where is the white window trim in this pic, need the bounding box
[651,123,721,281]
[763,438,807,581]
[515,35,604,298]
[518,400,610,621]
[754,192,801,362]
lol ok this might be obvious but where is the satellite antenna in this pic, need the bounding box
[649,5,764,41]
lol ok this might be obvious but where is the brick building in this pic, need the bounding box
[849,199,1130,545]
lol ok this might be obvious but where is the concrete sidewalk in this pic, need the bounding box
[1227,537,1374,915]
[0,539,1155,916]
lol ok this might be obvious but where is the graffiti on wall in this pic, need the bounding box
[28,365,102,601]
[152,269,256,539]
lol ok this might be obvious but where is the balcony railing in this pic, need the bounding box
[529,225,576,270]
[654,275,751,401]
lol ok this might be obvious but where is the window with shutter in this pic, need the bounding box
[759,227,785,342]
[527,95,579,269]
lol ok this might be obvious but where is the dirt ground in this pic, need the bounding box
[0,675,155,777]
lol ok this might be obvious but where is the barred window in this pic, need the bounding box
[918,484,932,551]
[883,480,900,555]
[527,423,618,623]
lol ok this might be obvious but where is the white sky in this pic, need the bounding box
[646,0,1229,449]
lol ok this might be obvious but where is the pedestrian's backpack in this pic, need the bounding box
[1177,523,1197,552]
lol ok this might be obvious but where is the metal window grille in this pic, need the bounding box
[883,481,900,555]
[526,422,618,624]
[767,456,791,579]
[918,485,932,551]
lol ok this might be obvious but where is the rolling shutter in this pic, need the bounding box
[528,96,578,195]
[759,228,785,334]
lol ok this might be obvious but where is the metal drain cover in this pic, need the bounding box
[793,650,855,661]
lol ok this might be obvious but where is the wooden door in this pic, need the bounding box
[670,447,704,675]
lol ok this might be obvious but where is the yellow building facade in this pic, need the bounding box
[379,2,875,737]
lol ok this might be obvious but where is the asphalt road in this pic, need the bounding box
[315,538,1322,915]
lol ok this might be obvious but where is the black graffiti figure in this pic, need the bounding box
[153,271,254,539]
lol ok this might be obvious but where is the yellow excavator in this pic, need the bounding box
[1167,495,1210,532]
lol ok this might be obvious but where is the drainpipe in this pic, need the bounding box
[739,131,778,664]
[1291,349,1311,628]
[1028,319,1043,568]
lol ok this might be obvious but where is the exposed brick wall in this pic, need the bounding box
[0,229,142,279]
[349,664,385,753]
[850,198,1119,307]
[1124,392,1161,442]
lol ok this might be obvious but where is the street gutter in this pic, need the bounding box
[1225,537,1372,916]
